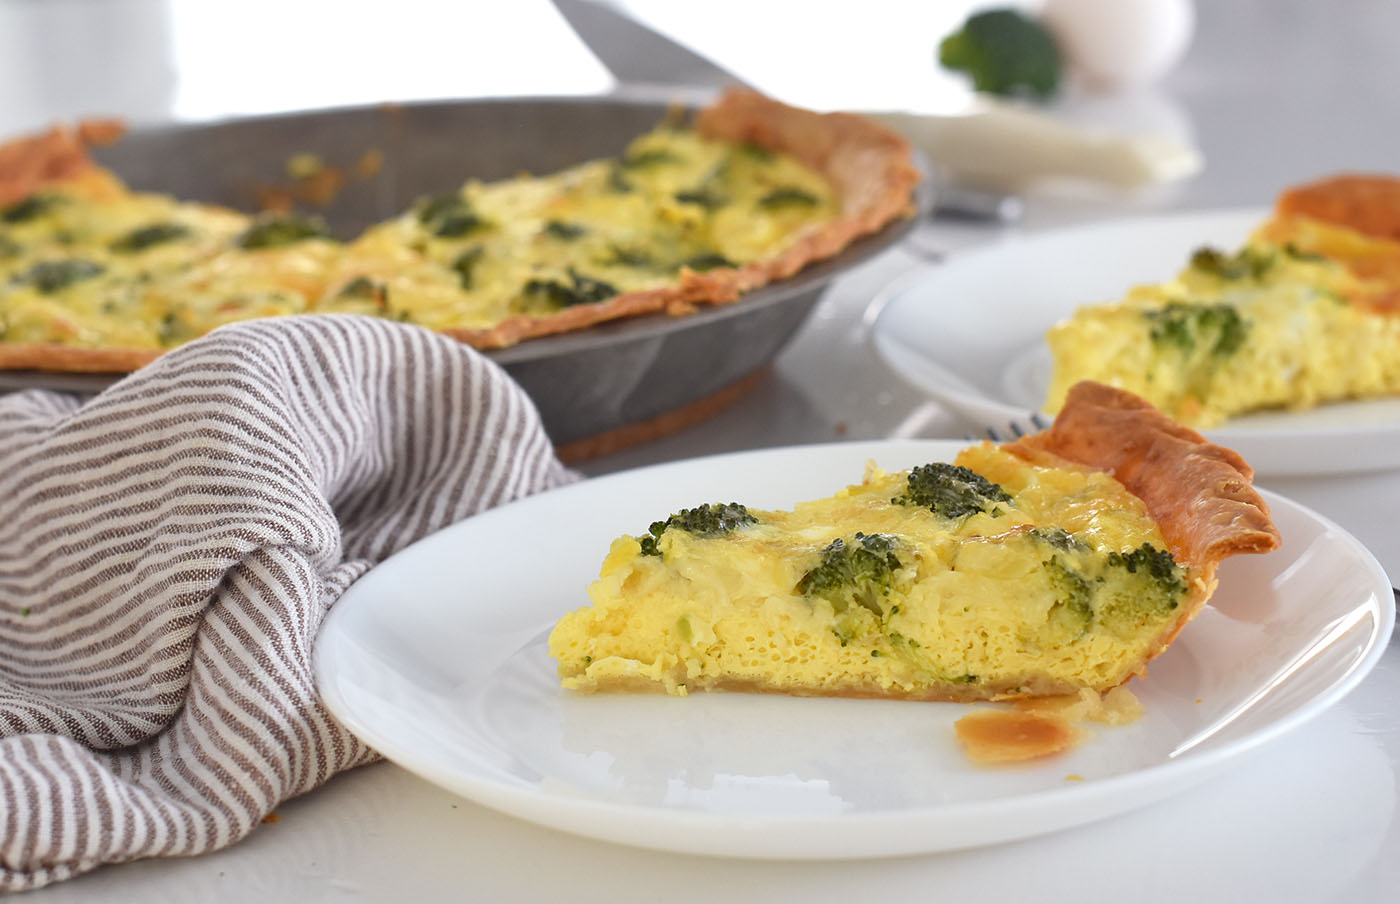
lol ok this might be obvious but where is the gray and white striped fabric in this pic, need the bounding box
[0,315,574,891]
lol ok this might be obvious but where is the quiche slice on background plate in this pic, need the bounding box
[871,188,1400,476]
[1044,175,1400,431]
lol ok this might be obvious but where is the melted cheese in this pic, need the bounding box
[0,127,836,348]
[548,444,1187,700]
[321,130,835,329]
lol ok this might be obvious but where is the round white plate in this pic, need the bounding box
[313,440,1394,860]
[871,210,1400,476]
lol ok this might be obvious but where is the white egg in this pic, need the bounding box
[1043,0,1196,89]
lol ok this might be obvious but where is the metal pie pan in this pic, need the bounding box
[5,95,929,446]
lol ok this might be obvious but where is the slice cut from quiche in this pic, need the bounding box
[1045,174,1400,429]
[548,382,1280,701]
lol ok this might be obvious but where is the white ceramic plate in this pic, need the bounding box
[871,210,1400,476]
[313,440,1394,859]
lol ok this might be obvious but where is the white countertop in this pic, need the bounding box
[6,1,1399,900]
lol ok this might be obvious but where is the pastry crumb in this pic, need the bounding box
[962,686,1144,764]
[954,708,1085,764]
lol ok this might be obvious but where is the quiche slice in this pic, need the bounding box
[549,382,1280,700]
[1044,174,1400,429]
[0,90,919,371]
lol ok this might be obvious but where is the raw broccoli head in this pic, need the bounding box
[893,463,1012,519]
[797,532,904,617]
[938,8,1062,99]
[638,502,757,556]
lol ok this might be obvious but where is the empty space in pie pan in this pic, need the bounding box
[15,94,928,450]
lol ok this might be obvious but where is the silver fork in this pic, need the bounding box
[969,411,1052,443]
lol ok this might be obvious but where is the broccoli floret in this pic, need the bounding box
[1044,555,1094,640]
[1107,544,1187,596]
[1097,543,1188,636]
[451,247,485,290]
[416,193,468,226]
[109,222,192,254]
[639,502,757,556]
[1189,246,1277,281]
[606,162,633,194]
[1145,302,1248,357]
[673,188,727,210]
[738,143,775,163]
[938,8,1062,99]
[523,268,618,308]
[893,463,1012,519]
[798,532,903,617]
[543,220,587,241]
[18,258,105,294]
[237,214,330,250]
[415,194,488,238]
[1191,243,1332,281]
[621,148,682,170]
[603,246,654,267]
[680,252,735,272]
[758,187,819,210]
[336,276,389,309]
[1,194,58,224]
[1281,243,1327,263]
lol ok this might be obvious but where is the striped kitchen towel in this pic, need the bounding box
[0,315,575,891]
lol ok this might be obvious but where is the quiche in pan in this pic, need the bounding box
[0,89,919,373]
[1045,173,1400,429]
[549,382,1280,701]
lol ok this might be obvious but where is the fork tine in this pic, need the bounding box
[982,413,1048,443]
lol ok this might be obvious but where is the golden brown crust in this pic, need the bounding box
[571,671,1079,702]
[1256,173,1400,313]
[1008,381,1280,568]
[1274,172,1400,242]
[1005,380,1282,679]
[0,119,125,207]
[0,344,162,374]
[0,91,919,372]
[1255,213,1400,314]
